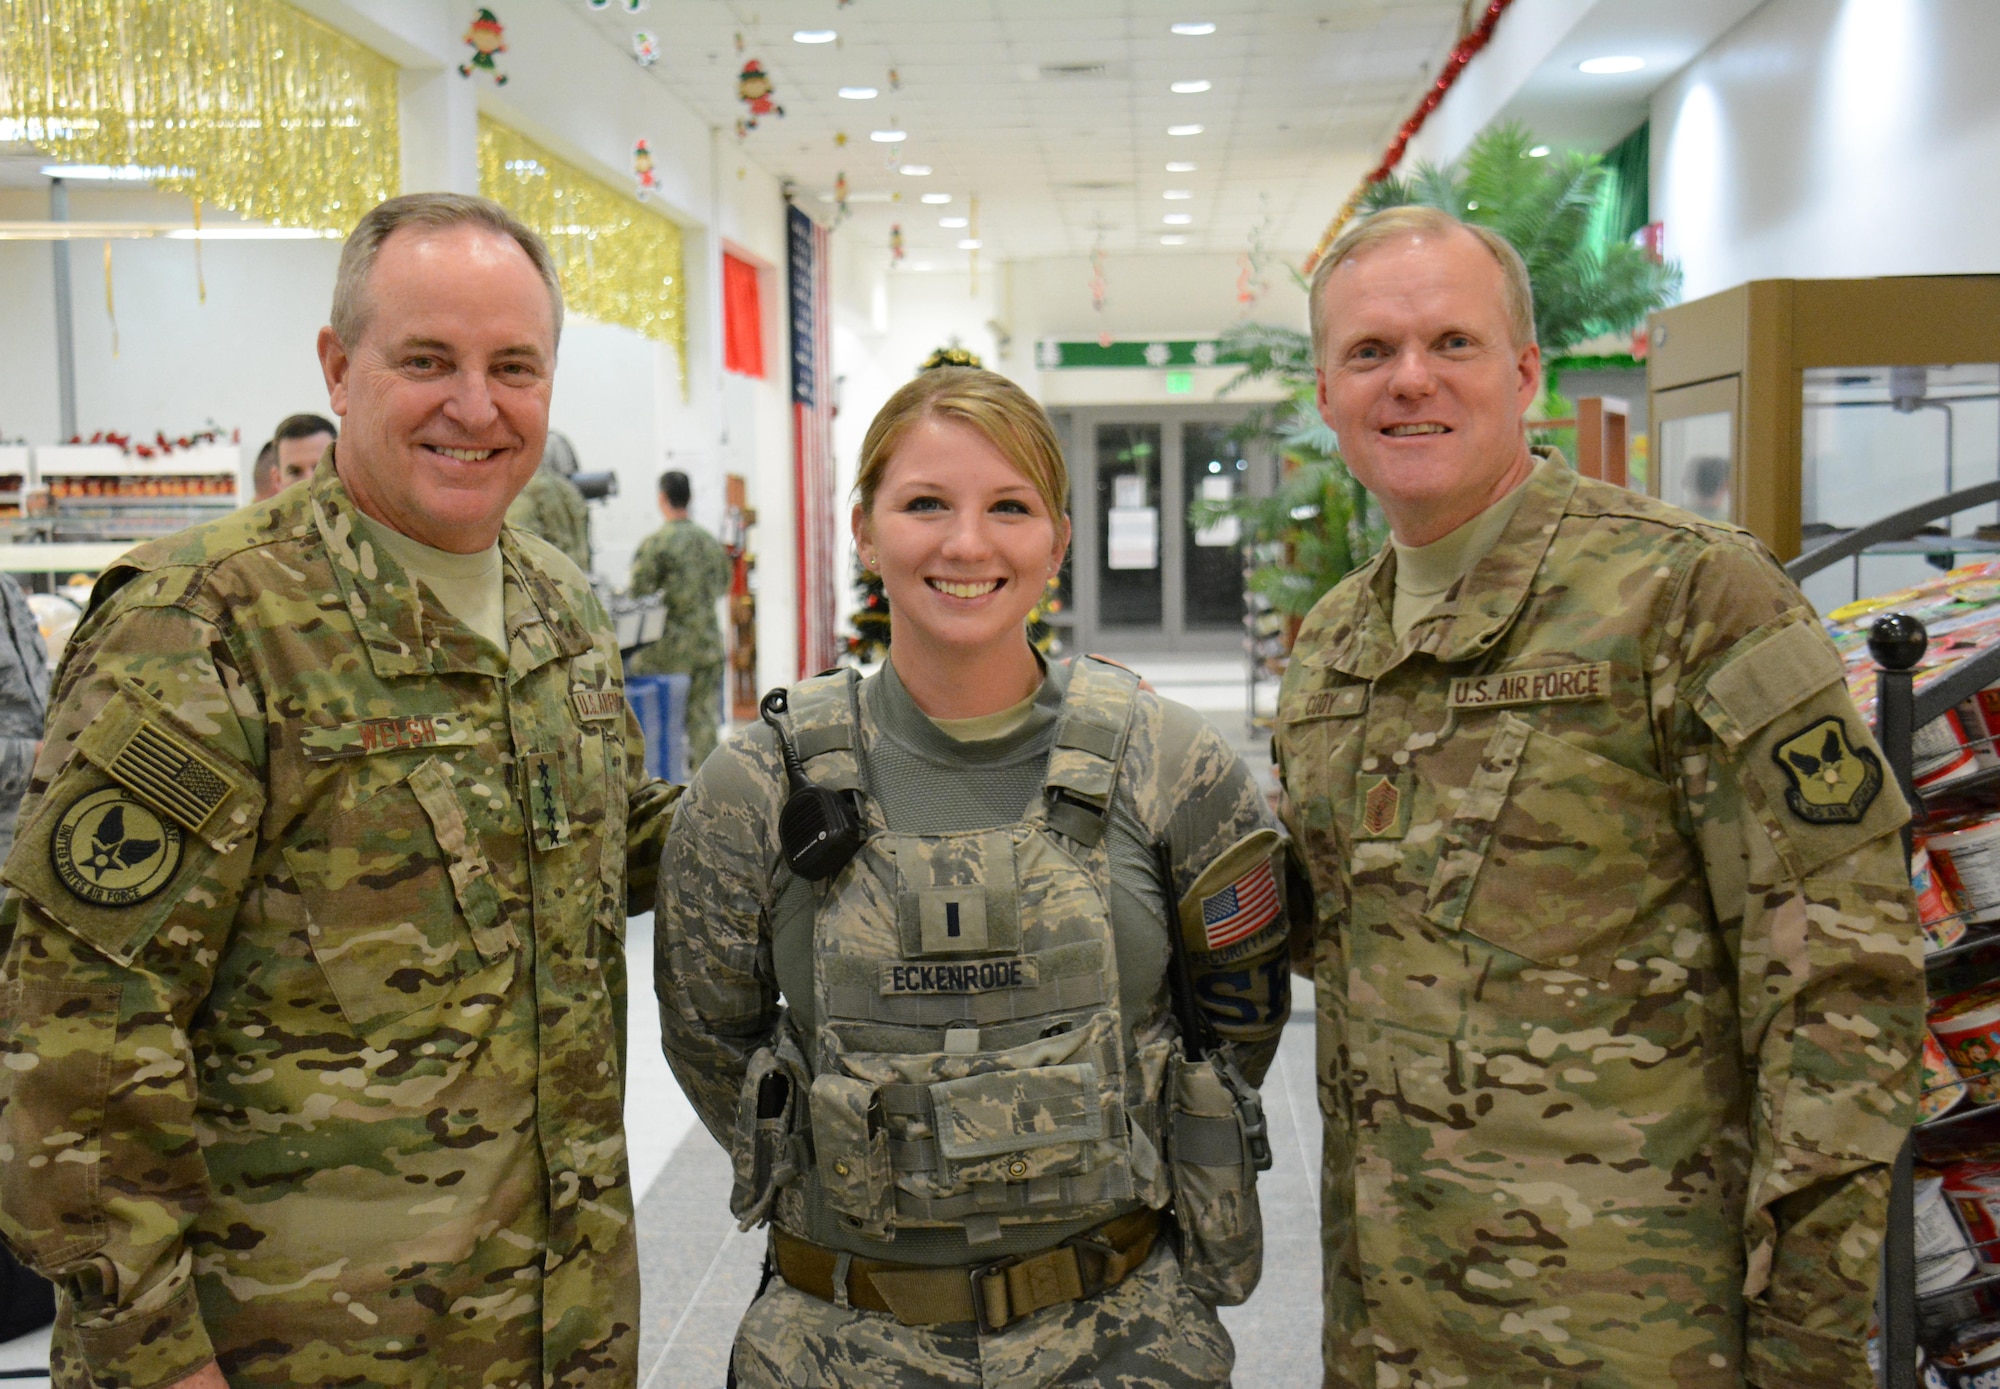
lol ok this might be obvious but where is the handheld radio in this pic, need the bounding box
[759,687,865,881]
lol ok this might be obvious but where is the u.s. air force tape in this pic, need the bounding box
[51,788,184,907]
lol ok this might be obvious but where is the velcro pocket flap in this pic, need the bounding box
[930,1062,1105,1161]
[75,681,262,851]
[809,1073,892,1232]
[1695,615,1844,748]
[404,758,510,957]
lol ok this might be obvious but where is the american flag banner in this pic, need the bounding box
[1199,857,1280,951]
[788,203,839,677]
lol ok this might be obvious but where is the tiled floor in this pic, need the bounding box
[0,657,1325,1387]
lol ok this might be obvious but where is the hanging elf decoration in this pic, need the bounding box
[632,31,660,65]
[633,140,659,199]
[736,60,785,137]
[460,9,509,85]
[834,171,851,226]
[889,223,903,264]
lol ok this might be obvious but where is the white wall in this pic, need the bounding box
[1652,0,2000,301]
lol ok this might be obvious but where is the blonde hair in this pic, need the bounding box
[1309,205,1536,362]
[855,367,1068,519]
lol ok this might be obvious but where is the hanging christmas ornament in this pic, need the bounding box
[887,67,901,91]
[459,9,509,85]
[586,0,611,9]
[633,140,659,199]
[734,31,745,53]
[737,60,785,132]
[632,30,660,64]
[890,223,904,263]
[834,131,849,147]
[834,171,850,225]
[622,0,647,11]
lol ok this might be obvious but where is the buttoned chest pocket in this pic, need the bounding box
[568,672,630,930]
[285,757,517,1038]
[1425,713,1671,977]
[1275,678,1368,858]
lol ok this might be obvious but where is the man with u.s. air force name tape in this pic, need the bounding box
[0,193,681,1389]
[1275,205,1923,1389]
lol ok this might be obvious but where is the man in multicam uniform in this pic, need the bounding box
[1275,206,1924,1389]
[0,192,677,1389]
[628,469,733,769]
[505,430,592,573]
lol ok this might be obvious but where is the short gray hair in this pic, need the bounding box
[330,192,564,349]
[1309,205,1536,363]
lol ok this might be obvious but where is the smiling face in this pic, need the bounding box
[1314,226,1541,546]
[316,223,555,552]
[854,415,1070,673]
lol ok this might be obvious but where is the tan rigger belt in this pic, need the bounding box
[771,1208,1161,1334]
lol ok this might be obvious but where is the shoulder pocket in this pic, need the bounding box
[283,756,515,1039]
[1694,619,1908,878]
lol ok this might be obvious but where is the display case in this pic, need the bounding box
[1646,277,2000,576]
[31,442,241,542]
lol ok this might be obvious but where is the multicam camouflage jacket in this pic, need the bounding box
[505,467,592,574]
[1275,458,1923,1389]
[627,519,731,676]
[0,458,678,1389]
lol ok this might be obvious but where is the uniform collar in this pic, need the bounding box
[1311,450,1574,679]
[310,454,593,682]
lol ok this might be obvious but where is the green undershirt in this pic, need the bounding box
[355,512,507,653]
[1389,471,1534,640]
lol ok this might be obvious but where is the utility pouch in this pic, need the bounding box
[809,1073,894,1237]
[1165,1045,1266,1306]
[729,1032,810,1230]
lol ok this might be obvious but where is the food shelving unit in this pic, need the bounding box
[1790,483,2000,1387]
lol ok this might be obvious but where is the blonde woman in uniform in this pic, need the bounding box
[655,366,1293,1388]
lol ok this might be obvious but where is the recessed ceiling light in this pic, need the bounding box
[957,239,982,250]
[1527,145,1551,157]
[1160,234,1188,245]
[940,216,969,228]
[1165,161,1197,173]
[869,129,908,142]
[1578,55,1644,74]
[1163,189,1192,200]
[1171,21,1216,36]
[900,164,932,176]
[921,192,952,204]
[1163,213,1192,225]
[838,86,878,100]
[1167,124,1204,137]
[1170,80,1211,94]
[793,29,837,43]
[40,163,192,180]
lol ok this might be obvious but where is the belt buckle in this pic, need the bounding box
[968,1253,1022,1335]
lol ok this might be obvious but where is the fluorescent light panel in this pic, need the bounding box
[1171,21,1215,36]
[838,86,878,99]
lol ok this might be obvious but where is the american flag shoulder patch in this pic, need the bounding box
[1198,856,1280,951]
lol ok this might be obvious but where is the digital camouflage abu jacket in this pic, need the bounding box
[1275,459,1923,1389]
[0,458,678,1389]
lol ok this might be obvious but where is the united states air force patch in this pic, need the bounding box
[51,788,184,906]
[1772,716,1882,825]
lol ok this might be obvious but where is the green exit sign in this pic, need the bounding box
[1165,371,1194,394]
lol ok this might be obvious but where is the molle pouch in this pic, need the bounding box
[809,1073,893,1237]
[1166,1049,1264,1306]
[729,1034,810,1230]
[928,1061,1108,1190]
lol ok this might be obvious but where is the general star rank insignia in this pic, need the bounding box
[1773,716,1882,824]
[51,788,184,906]
[1355,771,1412,840]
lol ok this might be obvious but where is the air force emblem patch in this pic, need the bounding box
[51,787,184,906]
[1773,716,1883,825]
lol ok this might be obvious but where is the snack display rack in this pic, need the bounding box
[0,442,243,581]
[1791,481,2000,1387]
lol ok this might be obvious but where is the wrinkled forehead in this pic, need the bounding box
[1320,229,1511,335]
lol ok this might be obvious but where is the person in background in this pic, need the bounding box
[629,469,732,770]
[1276,204,1922,1388]
[0,192,678,1389]
[249,438,281,502]
[263,412,338,499]
[504,428,591,572]
[0,570,50,1344]
[655,367,1290,1388]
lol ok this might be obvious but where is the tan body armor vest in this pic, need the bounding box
[780,658,1172,1248]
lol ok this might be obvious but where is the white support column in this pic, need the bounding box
[398,65,480,195]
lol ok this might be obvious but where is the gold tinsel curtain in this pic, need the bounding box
[479,116,687,391]
[0,0,398,232]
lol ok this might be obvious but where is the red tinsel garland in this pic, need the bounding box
[1303,0,1518,273]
